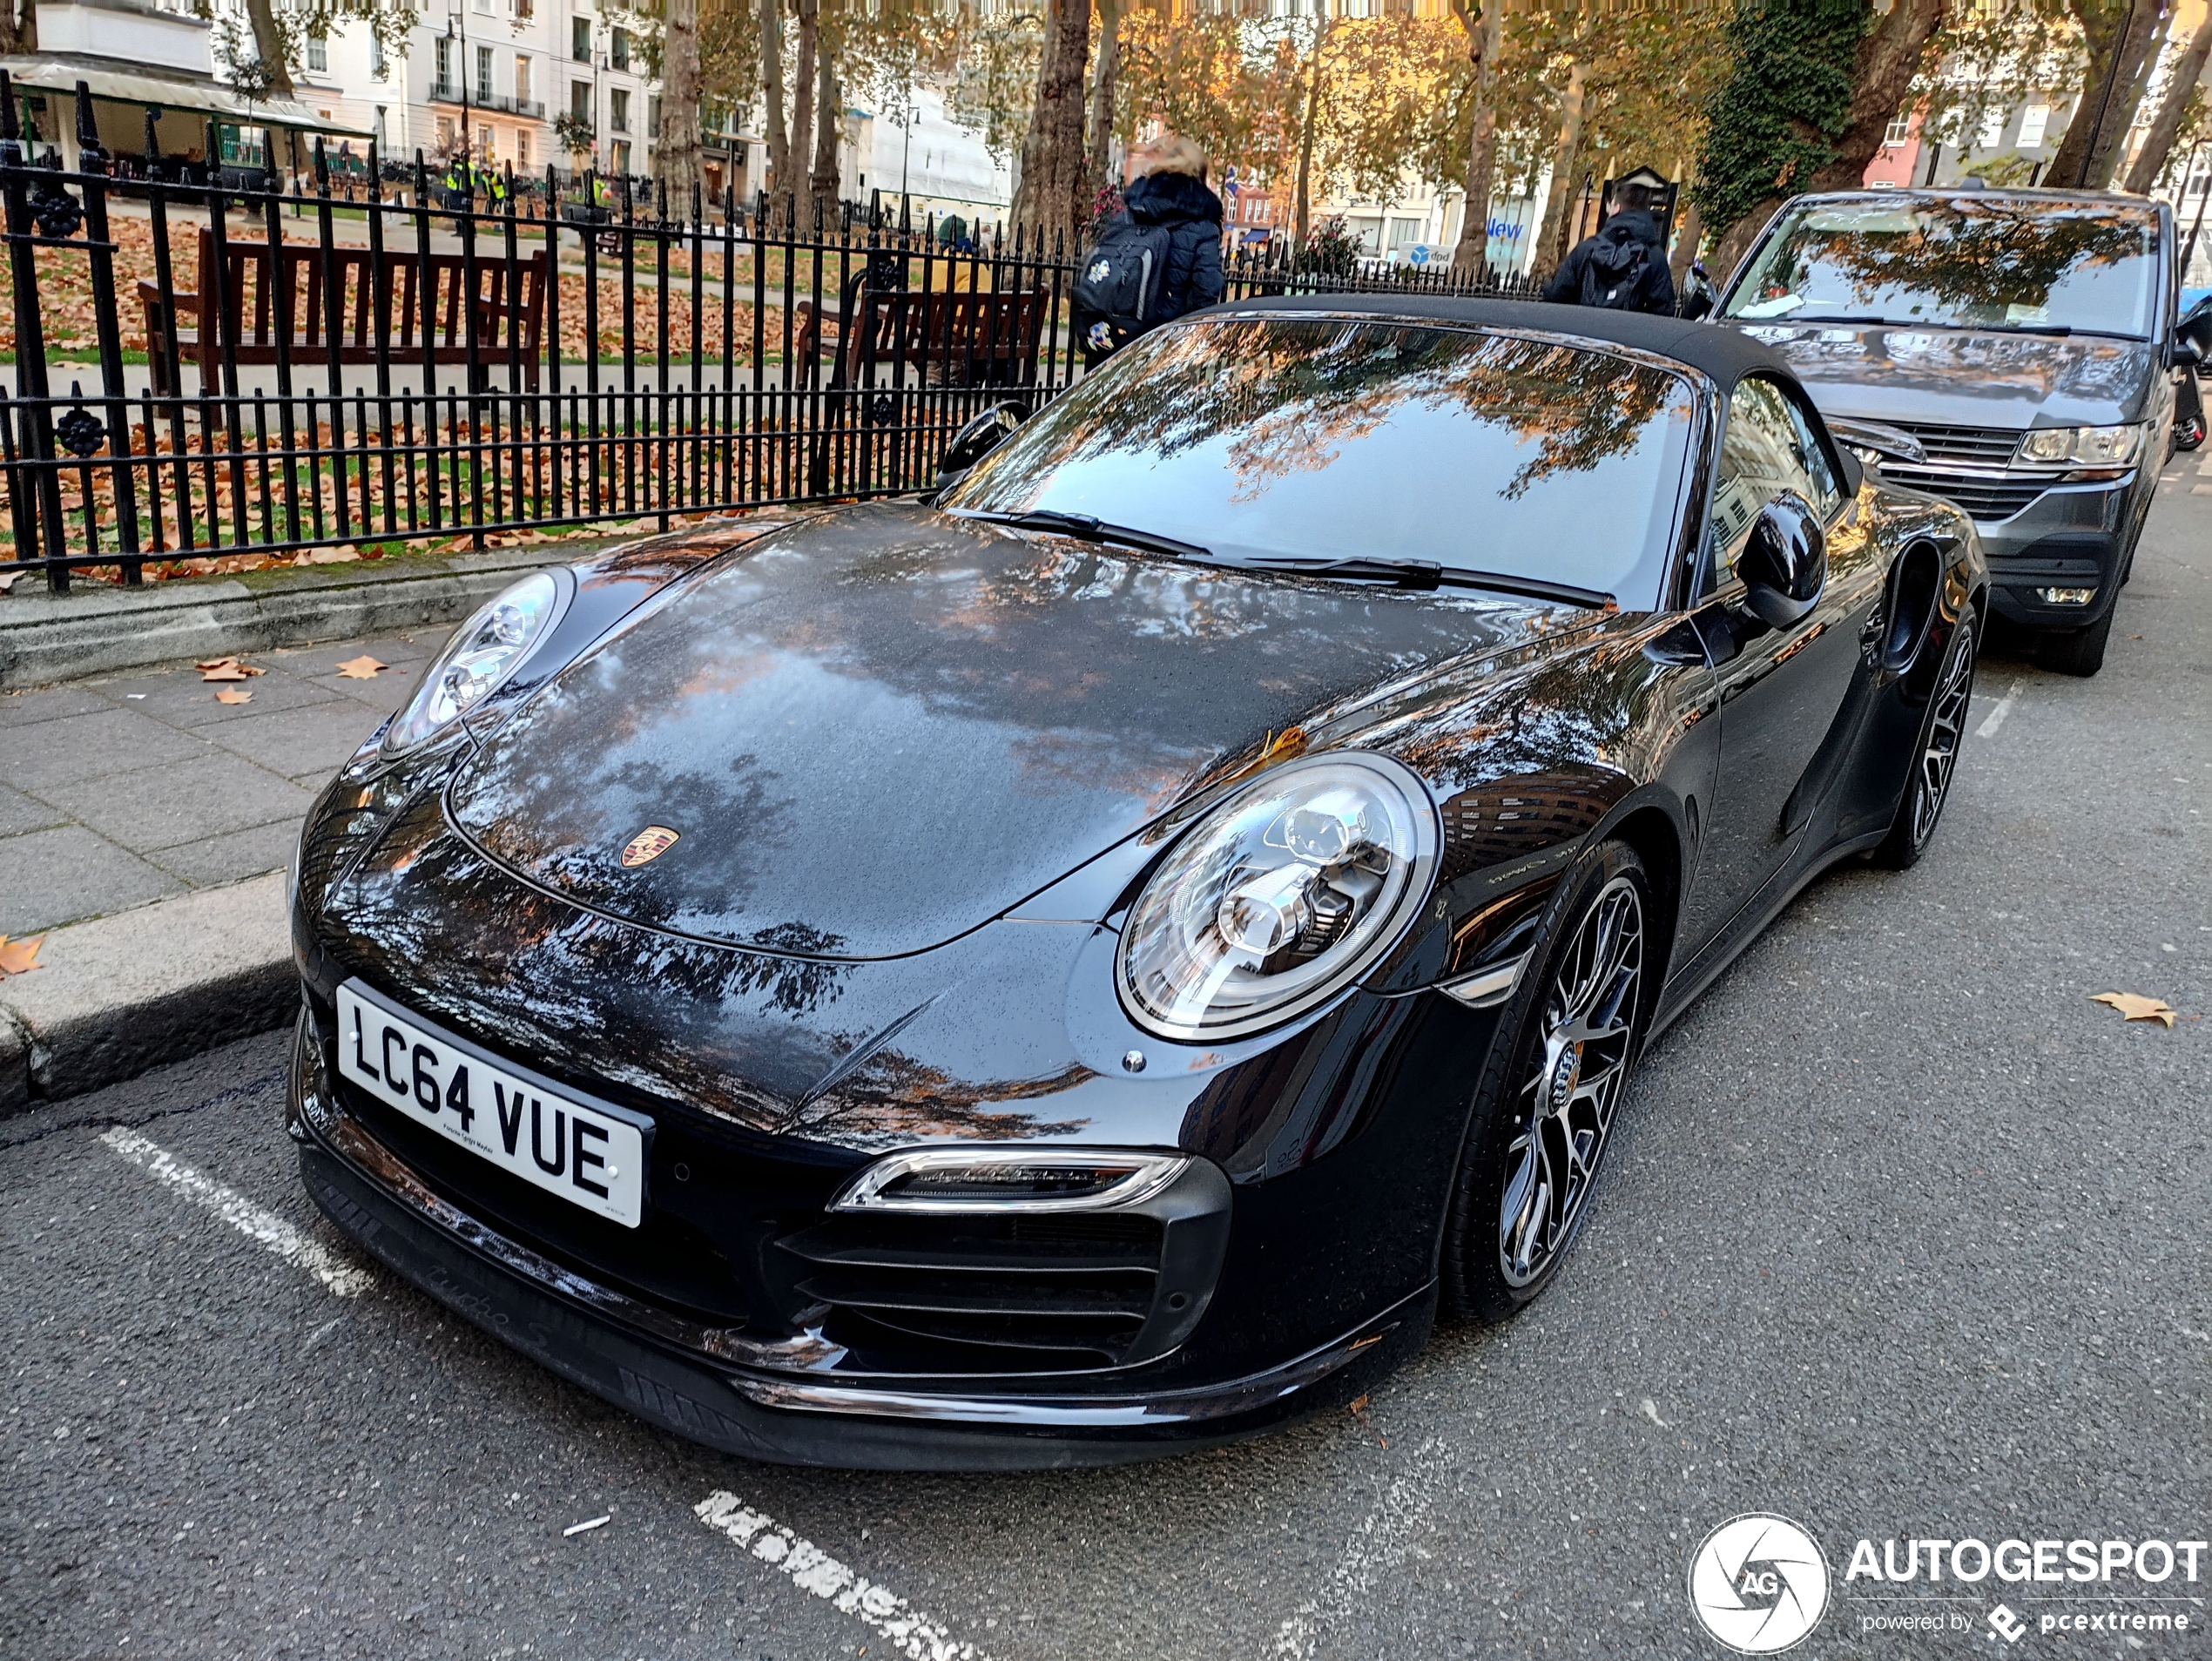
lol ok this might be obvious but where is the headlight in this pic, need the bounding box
[1116,753,1438,1041]
[2014,424,2142,468]
[382,571,561,753]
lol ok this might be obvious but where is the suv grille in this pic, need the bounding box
[1886,421,2022,466]
[1877,468,2049,522]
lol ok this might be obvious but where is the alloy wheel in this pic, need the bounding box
[1910,626,1975,849]
[1498,875,1644,1288]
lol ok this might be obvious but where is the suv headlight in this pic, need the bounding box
[383,571,562,754]
[1116,753,1439,1042]
[2014,424,2142,468]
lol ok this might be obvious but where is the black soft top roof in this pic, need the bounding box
[1177,292,1797,395]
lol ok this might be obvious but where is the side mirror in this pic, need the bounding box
[1737,491,1825,630]
[2172,298,2212,368]
[932,402,1028,497]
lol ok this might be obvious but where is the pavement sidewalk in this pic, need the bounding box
[0,631,435,1110]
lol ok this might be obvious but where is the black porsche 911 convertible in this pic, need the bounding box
[288,295,1986,1469]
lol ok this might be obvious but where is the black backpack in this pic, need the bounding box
[1074,214,1176,347]
[1578,237,1649,310]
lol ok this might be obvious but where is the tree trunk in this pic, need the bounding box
[810,46,840,225]
[2123,9,2212,192]
[1531,59,1588,279]
[1087,0,1122,206]
[1448,0,1505,274]
[791,0,818,227]
[1012,0,1093,248]
[243,0,294,98]
[0,0,36,56]
[1704,0,1944,287]
[1293,14,1332,243]
[759,0,788,204]
[2048,0,2173,190]
[658,0,704,208]
[1806,0,1947,192]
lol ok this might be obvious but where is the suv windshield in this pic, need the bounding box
[941,318,1696,610]
[1720,197,2160,338]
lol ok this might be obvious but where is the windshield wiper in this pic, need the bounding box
[1238,555,1615,611]
[953,508,1214,563]
[1784,313,1895,326]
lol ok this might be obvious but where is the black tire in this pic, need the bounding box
[1441,841,1654,1323]
[2034,607,2112,678]
[1874,609,1978,869]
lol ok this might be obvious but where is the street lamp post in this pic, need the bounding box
[445,0,471,162]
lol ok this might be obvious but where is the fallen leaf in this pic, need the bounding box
[335,655,387,679]
[1347,1394,1370,1415]
[214,687,253,706]
[0,569,20,593]
[195,655,237,670]
[199,663,250,681]
[0,935,44,976]
[2090,991,2176,1028]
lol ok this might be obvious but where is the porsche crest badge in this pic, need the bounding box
[621,825,680,868]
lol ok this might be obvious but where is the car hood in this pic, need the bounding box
[1725,321,2159,429]
[445,501,1557,960]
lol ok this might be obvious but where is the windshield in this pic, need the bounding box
[941,318,1697,610]
[1720,197,2160,337]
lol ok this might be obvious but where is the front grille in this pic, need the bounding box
[776,1212,1166,1369]
[1877,464,2048,523]
[1885,420,2023,466]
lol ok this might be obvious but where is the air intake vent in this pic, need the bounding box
[771,1160,1232,1375]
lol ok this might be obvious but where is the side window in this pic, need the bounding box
[1701,377,1834,594]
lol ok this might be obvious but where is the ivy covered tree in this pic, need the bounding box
[1695,0,1946,280]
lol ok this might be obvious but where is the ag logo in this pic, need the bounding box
[620,824,680,868]
[1687,1514,1831,1654]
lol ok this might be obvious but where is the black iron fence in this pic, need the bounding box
[0,76,1540,592]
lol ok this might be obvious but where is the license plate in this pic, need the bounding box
[334,980,650,1228]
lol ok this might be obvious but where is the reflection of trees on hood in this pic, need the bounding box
[1001,321,1682,503]
[1764,205,2150,314]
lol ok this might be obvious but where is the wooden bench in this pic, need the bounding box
[139,227,550,395]
[792,275,1046,388]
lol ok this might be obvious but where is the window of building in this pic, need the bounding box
[515,55,531,105]
[1883,112,1912,148]
[610,88,630,132]
[514,0,532,16]
[369,34,385,78]
[571,16,590,61]
[516,129,530,168]
[1979,108,2005,149]
[436,115,455,150]
[306,32,327,72]
[612,139,631,175]
[436,35,454,87]
[476,44,494,100]
[2019,103,2050,147]
[610,26,629,69]
[571,80,591,123]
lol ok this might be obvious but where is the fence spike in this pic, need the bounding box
[73,80,100,157]
[314,133,329,188]
[367,137,381,203]
[142,105,160,167]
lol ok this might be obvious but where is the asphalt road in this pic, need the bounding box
[5,449,2209,1661]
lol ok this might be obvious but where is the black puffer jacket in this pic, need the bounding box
[1542,210,1676,316]
[1123,171,1227,324]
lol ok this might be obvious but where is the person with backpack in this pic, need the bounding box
[1073,133,1226,364]
[1542,183,1676,315]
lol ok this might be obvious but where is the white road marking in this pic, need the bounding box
[98,1127,374,1297]
[564,1515,612,1536]
[1975,678,2026,739]
[695,1491,994,1660]
[1273,1436,1456,1658]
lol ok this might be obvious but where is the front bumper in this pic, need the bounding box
[1925,472,2137,631]
[290,1016,1433,1469]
